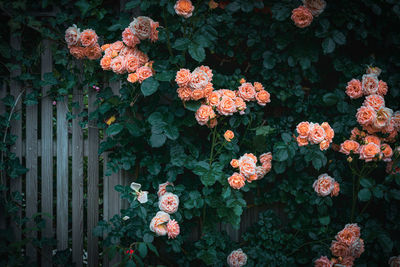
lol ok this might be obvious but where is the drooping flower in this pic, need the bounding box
[149,211,170,236]
[65,25,81,46]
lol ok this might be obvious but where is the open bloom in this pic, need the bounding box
[189,68,209,90]
[166,219,180,239]
[65,25,80,46]
[362,74,379,95]
[359,143,380,162]
[296,121,310,138]
[356,105,376,126]
[345,79,363,99]
[227,249,247,267]
[228,172,246,189]
[255,90,270,106]
[149,211,170,236]
[80,29,98,47]
[218,96,236,116]
[224,130,234,142]
[339,140,360,155]
[129,16,152,40]
[363,94,385,111]
[291,6,313,28]
[378,80,388,96]
[237,83,256,101]
[158,193,179,214]
[175,68,192,87]
[174,0,195,18]
[313,173,335,196]
[238,155,256,178]
[195,105,215,125]
[136,66,153,83]
[309,123,326,144]
[314,256,333,267]
[259,152,272,164]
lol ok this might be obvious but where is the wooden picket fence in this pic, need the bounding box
[1,35,277,267]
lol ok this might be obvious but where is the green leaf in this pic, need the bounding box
[255,126,275,136]
[41,72,58,86]
[141,77,159,96]
[322,93,339,106]
[149,133,166,148]
[319,215,330,225]
[322,37,335,54]
[184,101,201,112]
[332,30,346,45]
[360,178,374,189]
[164,125,179,140]
[75,0,91,15]
[188,43,205,62]
[281,133,292,143]
[125,0,140,10]
[143,233,154,243]
[172,38,191,50]
[146,243,159,257]
[358,188,371,201]
[137,242,147,258]
[106,123,123,136]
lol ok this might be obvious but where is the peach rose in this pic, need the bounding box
[339,140,360,155]
[381,144,393,162]
[190,89,204,101]
[157,181,173,197]
[341,256,355,266]
[127,73,138,83]
[207,91,221,107]
[85,44,102,60]
[345,79,363,99]
[150,20,159,42]
[378,80,388,96]
[159,193,179,214]
[175,68,192,87]
[110,41,124,52]
[373,107,393,129]
[303,0,326,17]
[136,66,153,83]
[238,156,256,178]
[262,161,272,173]
[392,111,400,130]
[129,16,152,40]
[309,123,326,144]
[65,25,80,46]
[166,219,180,239]
[149,211,170,236]
[228,173,246,190]
[136,50,149,65]
[224,130,234,142]
[314,256,333,267]
[217,95,236,116]
[244,153,257,163]
[259,152,272,164]
[100,56,112,70]
[239,78,246,84]
[204,82,214,97]
[330,240,350,258]
[101,44,111,51]
[364,135,380,146]
[122,27,140,47]
[362,74,379,95]
[344,223,360,237]
[230,159,239,168]
[237,83,256,101]
[313,173,335,196]
[125,55,140,73]
[319,140,330,151]
[111,56,126,74]
[321,122,334,141]
[199,65,213,80]
[359,143,380,162]
[80,29,98,47]
[291,6,313,28]
[296,136,309,146]
[190,68,209,90]
[331,182,340,197]
[174,0,195,19]
[234,97,247,114]
[363,94,385,111]
[195,105,215,125]
[221,89,236,99]
[255,90,271,106]
[227,249,247,267]
[253,82,264,91]
[336,228,358,246]
[69,46,86,59]
[296,121,310,138]
[356,105,376,126]
[176,87,191,102]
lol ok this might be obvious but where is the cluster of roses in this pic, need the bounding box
[291,0,326,28]
[174,0,194,18]
[99,16,159,84]
[228,152,272,190]
[175,67,271,127]
[295,121,334,151]
[312,173,340,197]
[227,248,247,267]
[315,224,364,267]
[65,25,102,60]
[149,182,180,239]
[389,256,400,267]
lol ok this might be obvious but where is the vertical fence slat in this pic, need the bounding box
[25,87,38,262]
[0,83,7,230]
[10,32,22,242]
[87,88,99,267]
[57,96,69,251]
[72,77,84,266]
[41,39,53,266]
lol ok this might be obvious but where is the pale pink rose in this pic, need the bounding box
[303,0,326,17]
[356,105,376,126]
[349,238,364,258]
[174,0,195,19]
[291,6,313,28]
[195,105,215,125]
[166,219,180,239]
[65,25,80,46]
[373,107,393,129]
[313,173,335,196]
[378,80,388,96]
[80,29,98,47]
[149,211,170,236]
[362,74,379,95]
[227,249,247,267]
[137,191,148,203]
[363,94,385,111]
[111,56,126,74]
[158,192,179,214]
[129,16,152,40]
[217,95,236,116]
[308,123,326,144]
[158,181,173,197]
[175,68,192,87]
[345,79,363,99]
[389,256,400,267]
[136,66,153,83]
[237,83,256,101]
[238,155,256,178]
[255,166,267,180]
[122,27,140,47]
[199,65,213,80]
[189,68,209,90]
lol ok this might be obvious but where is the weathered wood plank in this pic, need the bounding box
[56,96,69,251]
[0,83,7,230]
[72,78,84,267]
[40,39,53,267]
[22,138,90,157]
[87,88,99,267]
[25,87,38,262]
[10,32,22,242]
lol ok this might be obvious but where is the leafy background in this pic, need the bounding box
[1,0,400,266]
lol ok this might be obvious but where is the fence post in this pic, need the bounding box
[41,39,54,266]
